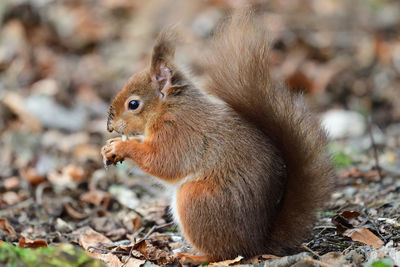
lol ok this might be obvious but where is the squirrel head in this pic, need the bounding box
[107,30,187,136]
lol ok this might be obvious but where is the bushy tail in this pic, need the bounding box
[205,12,334,253]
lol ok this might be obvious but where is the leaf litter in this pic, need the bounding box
[0,0,400,266]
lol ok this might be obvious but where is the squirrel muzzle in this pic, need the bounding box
[107,116,114,133]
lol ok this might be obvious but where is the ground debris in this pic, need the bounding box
[0,0,399,266]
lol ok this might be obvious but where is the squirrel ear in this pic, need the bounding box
[151,63,173,100]
[150,30,179,99]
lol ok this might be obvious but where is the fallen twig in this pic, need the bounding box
[301,244,320,257]
[35,182,51,206]
[87,246,129,255]
[367,116,383,181]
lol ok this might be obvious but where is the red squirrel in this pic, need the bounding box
[101,12,334,264]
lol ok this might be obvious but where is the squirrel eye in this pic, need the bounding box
[128,100,140,110]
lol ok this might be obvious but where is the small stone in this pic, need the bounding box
[321,109,366,139]
[109,185,140,210]
[55,218,73,233]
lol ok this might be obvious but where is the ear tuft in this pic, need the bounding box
[150,29,177,75]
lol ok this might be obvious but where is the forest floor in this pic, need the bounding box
[1,0,400,266]
[1,124,400,266]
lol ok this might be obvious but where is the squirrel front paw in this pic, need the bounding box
[101,140,125,167]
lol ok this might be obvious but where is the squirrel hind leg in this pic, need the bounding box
[175,253,215,265]
[175,179,251,261]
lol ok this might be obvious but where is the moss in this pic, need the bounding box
[0,242,105,267]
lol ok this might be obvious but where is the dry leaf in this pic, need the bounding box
[1,92,42,132]
[343,227,384,248]
[64,164,86,182]
[3,176,20,190]
[18,236,48,248]
[123,258,146,267]
[339,167,386,180]
[260,254,280,261]
[81,189,112,208]
[22,168,46,186]
[74,226,123,267]
[75,226,111,250]
[48,164,86,190]
[132,217,142,232]
[340,211,361,220]
[2,191,21,205]
[0,218,17,236]
[209,255,243,266]
[64,203,88,220]
[237,254,280,265]
[134,240,173,265]
[90,252,123,267]
[332,215,355,234]
[106,228,127,241]
[320,252,347,267]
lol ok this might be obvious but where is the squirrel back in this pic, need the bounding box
[205,13,334,254]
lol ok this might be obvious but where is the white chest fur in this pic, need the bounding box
[169,185,181,226]
[163,174,195,227]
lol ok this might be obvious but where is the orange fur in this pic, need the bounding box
[175,253,215,265]
[102,10,334,263]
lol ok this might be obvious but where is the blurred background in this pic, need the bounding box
[1,0,400,255]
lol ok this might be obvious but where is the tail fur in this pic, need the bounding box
[205,12,334,253]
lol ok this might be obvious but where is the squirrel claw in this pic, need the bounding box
[101,141,125,167]
[103,159,108,169]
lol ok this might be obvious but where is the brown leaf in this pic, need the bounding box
[22,168,46,186]
[209,255,243,267]
[341,211,361,220]
[18,236,48,248]
[320,252,347,267]
[331,210,360,233]
[343,227,384,248]
[106,228,127,241]
[89,252,123,267]
[339,167,386,180]
[132,217,142,232]
[74,226,111,250]
[74,226,123,267]
[64,203,87,220]
[123,258,146,267]
[81,189,112,208]
[47,164,87,190]
[332,216,354,234]
[1,92,42,132]
[90,217,123,236]
[3,176,20,190]
[241,254,280,265]
[134,240,173,265]
[134,240,149,258]
[0,218,17,236]
[2,191,22,205]
[64,164,86,182]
